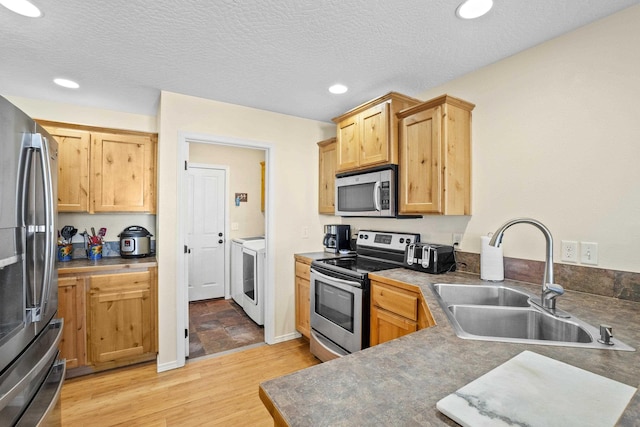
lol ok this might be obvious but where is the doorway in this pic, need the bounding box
[183,140,268,360]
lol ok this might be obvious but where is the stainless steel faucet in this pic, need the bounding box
[489,218,565,311]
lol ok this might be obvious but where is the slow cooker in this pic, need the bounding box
[119,226,153,258]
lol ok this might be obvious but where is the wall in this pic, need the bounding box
[345,5,640,274]
[189,143,265,239]
[157,91,334,367]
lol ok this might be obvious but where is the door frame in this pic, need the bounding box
[176,132,273,366]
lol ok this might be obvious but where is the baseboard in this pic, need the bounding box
[268,331,302,344]
[156,359,183,373]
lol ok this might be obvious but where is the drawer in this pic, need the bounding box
[295,261,310,281]
[371,283,418,321]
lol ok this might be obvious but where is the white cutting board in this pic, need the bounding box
[437,350,636,427]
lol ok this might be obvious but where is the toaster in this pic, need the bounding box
[404,243,456,274]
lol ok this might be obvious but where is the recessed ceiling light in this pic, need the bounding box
[329,84,348,95]
[0,0,42,18]
[54,78,79,89]
[456,0,493,19]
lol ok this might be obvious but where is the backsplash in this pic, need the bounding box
[455,251,640,303]
[65,240,156,259]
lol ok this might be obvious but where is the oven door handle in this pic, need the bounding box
[311,268,362,289]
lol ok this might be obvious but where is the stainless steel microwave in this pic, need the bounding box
[335,166,397,217]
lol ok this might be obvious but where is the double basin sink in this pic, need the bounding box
[430,283,634,351]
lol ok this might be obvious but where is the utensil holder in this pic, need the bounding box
[88,244,103,260]
[57,244,73,262]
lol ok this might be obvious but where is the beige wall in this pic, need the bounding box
[157,91,334,367]
[189,143,265,239]
[346,5,640,274]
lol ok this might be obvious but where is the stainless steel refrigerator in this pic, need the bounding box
[0,95,65,426]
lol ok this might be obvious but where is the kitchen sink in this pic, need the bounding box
[432,283,531,307]
[430,283,635,351]
[448,305,592,343]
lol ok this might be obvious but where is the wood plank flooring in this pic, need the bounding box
[61,338,319,426]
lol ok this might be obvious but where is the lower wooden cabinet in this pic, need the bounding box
[294,256,311,339]
[87,270,157,367]
[57,265,157,376]
[58,275,86,369]
[370,279,435,346]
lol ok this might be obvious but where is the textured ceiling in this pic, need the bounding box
[1,0,638,122]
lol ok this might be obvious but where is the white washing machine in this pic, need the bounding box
[241,239,266,325]
[230,236,263,306]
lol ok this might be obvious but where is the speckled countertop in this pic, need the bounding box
[57,256,157,274]
[260,268,640,426]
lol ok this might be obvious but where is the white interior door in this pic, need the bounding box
[187,166,226,302]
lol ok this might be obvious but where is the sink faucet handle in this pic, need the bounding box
[598,324,614,345]
[545,283,565,296]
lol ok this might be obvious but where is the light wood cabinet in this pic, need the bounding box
[294,257,311,339]
[260,161,265,212]
[317,137,337,214]
[40,121,157,214]
[91,132,156,213]
[87,269,157,367]
[397,95,475,215]
[58,264,158,376]
[58,275,86,369]
[370,279,435,346]
[46,128,91,212]
[332,92,420,173]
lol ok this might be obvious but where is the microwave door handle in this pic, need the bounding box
[373,181,381,211]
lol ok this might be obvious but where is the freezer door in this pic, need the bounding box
[0,318,63,427]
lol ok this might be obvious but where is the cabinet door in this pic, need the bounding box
[91,133,156,213]
[336,116,360,171]
[46,127,90,212]
[318,138,337,214]
[58,275,86,369]
[399,105,443,213]
[295,276,311,339]
[360,102,390,168]
[87,271,156,364]
[370,305,418,346]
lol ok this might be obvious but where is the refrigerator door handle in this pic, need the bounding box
[23,133,56,322]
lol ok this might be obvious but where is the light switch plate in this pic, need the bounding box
[581,242,598,265]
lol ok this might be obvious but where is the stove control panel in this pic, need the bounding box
[356,230,421,252]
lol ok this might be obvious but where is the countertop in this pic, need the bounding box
[57,256,157,274]
[260,268,640,426]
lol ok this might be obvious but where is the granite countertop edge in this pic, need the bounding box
[57,256,158,274]
[261,266,640,426]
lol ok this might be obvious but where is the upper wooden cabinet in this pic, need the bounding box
[317,137,337,214]
[46,127,91,212]
[397,95,475,215]
[92,132,156,213]
[332,92,420,173]
[41,122,157,214]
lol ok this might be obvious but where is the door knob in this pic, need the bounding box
[218,239,223,244]
[218,232,223,237]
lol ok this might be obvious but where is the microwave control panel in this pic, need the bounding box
[381,181,390,210]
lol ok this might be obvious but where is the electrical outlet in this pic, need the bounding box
[561,240,578,262]
[231,222,239,231]
[452,233,463,247]
[581,242,598,265]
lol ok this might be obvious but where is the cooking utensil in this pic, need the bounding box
[98,227,106,239]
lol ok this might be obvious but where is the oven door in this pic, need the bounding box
[310,269,363,356]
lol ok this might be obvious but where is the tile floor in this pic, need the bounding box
[188,298,264,359]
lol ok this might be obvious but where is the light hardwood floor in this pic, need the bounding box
[61,338,319,426]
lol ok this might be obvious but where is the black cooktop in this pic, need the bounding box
[316,256,402,275]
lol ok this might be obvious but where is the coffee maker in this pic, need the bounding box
[323,224,351,253]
